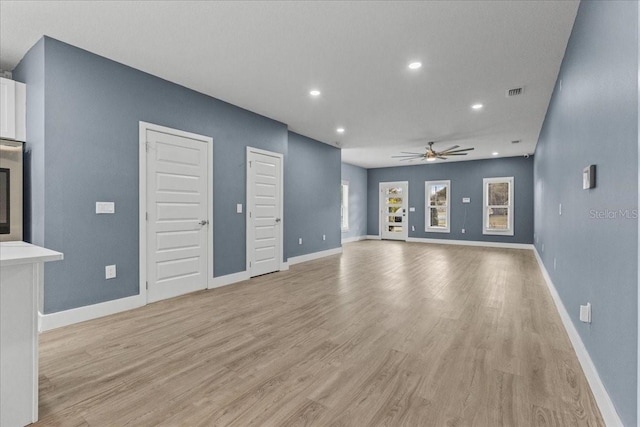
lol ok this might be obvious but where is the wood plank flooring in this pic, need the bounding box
[34,241,604,426]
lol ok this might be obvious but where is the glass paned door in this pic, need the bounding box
[380,182,408,240]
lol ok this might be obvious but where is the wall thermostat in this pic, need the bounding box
[583,165,596,189]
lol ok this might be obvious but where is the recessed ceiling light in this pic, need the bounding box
[336,127,345,134]
[472,103,483,110]
[309,89,321,97]
[492,152,499,156]
[408,61,422,70]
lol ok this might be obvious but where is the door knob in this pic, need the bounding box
[199,219,209,226]
[275,218,281,223]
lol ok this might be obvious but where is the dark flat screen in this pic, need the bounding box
[0,168,9,234]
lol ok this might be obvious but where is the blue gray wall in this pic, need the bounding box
[367,156,534,244]
[285,132,341,259]
[15,38,45,246]
[13,37,340,313]
[534,1,638,424]
[341,162,367,240]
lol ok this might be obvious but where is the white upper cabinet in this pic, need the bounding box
[0,77,26,141]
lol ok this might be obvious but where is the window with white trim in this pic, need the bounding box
[425,180,450,233]
[341,180,349,231]
[483,177,514,236]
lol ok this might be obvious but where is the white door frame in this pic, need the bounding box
[379,181,409,241]
[246,146,284,276]
[139,121,214,302]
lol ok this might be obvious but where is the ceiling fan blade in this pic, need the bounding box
[439,145,460,153]
[437,156,448,160]
[442,153,469,156]
[443,148,474,154]
[399,151,423,155]
[392,155,423,158]
[399,157,419,161]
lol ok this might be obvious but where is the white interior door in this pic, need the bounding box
[146,129,209,303]
[247,148,283,277]
[380,181,409,241]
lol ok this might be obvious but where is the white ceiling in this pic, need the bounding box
[0,1,578,168]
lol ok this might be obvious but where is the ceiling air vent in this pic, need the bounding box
[506,87,524,97]
[511,139,521,144]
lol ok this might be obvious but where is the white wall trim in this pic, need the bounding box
[533,248,623,427]
[287,247,342,266]
[38,294,145,332]
[366,235,381,240]
[341,235,367,244]
[637,8,640,422]
[208,270,250,289]
[406,237,533,250]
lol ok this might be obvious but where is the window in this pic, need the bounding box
[483,177,514,236]
[425,180,450,233]
[341,180,349,231]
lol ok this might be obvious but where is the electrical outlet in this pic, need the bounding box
[105,264,116,279]
[541,243,545,253]
[553,257,557,270]
[462,228,465,234]
[411,225,415,231]
[236,203,243,213]
[322,234,326,241]
[298,238,302,245]
[559,203,562,215]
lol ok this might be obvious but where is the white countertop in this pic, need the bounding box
[0,241,64,266]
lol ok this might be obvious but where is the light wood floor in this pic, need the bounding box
[35,241,603,426]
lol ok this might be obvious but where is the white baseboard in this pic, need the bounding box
[406,237,534,250]
[341,235,367,244]
[366,235,381,240]
[39,294,145,332]
[533,248,622,427]
[208,270,250,289]
[287,247,343,266]
[280,262,289,271]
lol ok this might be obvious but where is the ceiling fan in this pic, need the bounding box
[392,141,475,162]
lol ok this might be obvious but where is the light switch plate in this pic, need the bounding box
[96,202,115,214]
[236,203,243,213]
[583,165,596,189]
[580,303,591,323]
[462,197,470,203]
[409,207,416,212]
